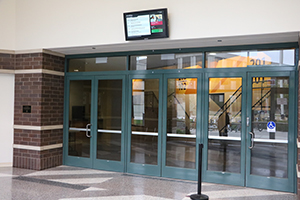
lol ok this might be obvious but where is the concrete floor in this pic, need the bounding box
[0,165,297,200]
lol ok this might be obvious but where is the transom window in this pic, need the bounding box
[67,48,296,72]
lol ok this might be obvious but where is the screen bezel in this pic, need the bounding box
[123,8,169,41]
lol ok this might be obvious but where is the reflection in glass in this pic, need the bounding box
[97,80,122,161]
[251,77,288,178]
[69,56,126,72]
[206,49,295,68]
[166,78,197,168]
[208,78,242,173]
[68,80,91,157]
[131,79,159,165]
[130,53,202,70]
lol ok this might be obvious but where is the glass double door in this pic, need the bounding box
[204,71,296,192]
[65,75,125,171]
[64,71,295,192]
[65,73,199,178]
[127,74,200,179]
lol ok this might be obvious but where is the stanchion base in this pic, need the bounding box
[190,193,209,200]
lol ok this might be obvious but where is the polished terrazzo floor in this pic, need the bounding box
[0,165,297,200]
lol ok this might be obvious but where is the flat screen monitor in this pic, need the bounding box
[123,8,169,41]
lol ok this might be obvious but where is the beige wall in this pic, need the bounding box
[1,0,300,51]
[0,74,14,166]
[0,0,15,50]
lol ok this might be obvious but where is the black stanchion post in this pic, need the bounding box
[190,144,209,200]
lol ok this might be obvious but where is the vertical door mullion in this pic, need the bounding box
[197,72,203,179]
[287,71,296,192]
[202,73,209,182]
[161,74,167,174]
[63,77,70,164]
[158,75,163,176]
[90,77,98,167]
[122,75,128,172]
[126,75,132,170]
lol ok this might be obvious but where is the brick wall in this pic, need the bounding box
[9,52,65,170]
[0,53,15,69]
[13,148,62,170]
[41,74,64,126]
[14,73,43,126]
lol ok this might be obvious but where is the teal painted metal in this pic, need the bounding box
[93,75,126,172]
[161,73,201,180]
[90,76,97,168]
[294,70,299,193]
[63,76,94,168]
[65,42,298,60]
[198,72,204,180]
[202,70,296,192]
[63,44,298,193]
[126,74,163,176]
[63,75,127,172]
[123,74,129,173]
[202,72,246,186]
[245,71,295,193]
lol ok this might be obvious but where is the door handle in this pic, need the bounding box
[86,124,92,138]
[249,132,255,149]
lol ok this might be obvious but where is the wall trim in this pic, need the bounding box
[0,69,15,74]
[0,69,65,76]
[0,162,13,167]
[42,49,65,58]
[15,69,64,76]
[0,49,65,57]
[14,125,63,131]
[0,49,15,54]
[13,143,63,151]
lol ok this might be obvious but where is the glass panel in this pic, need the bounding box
[206,49,295,68]
[68,80,91,157]
[131,79,159,165]
[69,56,126,72]
[251,77,288,178]
[208,77,242,173]
[166,78,197,168]
[130,53,202,70]
[97,80,122,161]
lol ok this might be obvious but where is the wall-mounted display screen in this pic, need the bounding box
[123,8,169,41]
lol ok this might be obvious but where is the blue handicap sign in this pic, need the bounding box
[267,121,276,132]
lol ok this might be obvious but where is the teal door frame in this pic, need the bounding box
[161,72,203,181]
[63,75,95,168]
[245,71,296,192]
[92,75,127,172]
[126,73,163,176]
[126,71,204,180]
[202,70,247,186]
[63,74,127,172]
[201,68,297,193]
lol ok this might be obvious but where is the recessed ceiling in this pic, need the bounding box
[48,32,299,56]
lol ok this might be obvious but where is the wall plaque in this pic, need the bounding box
[23,105,31,113]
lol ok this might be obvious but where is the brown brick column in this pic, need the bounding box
[13,52,65,170]
[0,53,15,69]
